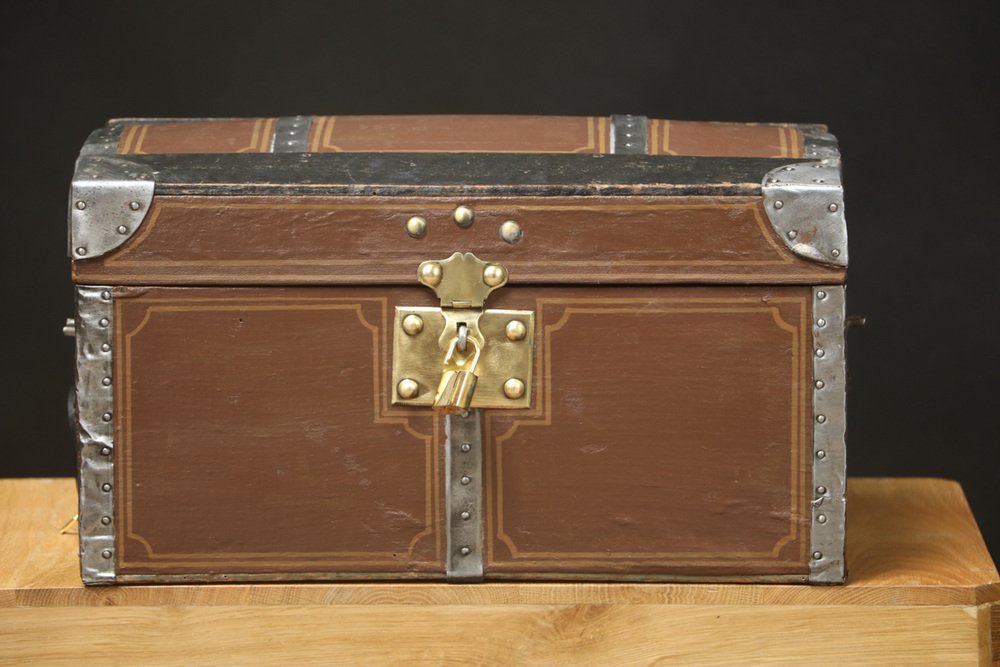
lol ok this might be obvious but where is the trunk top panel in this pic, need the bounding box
[70,115,847,286]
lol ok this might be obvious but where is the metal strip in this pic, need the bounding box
[809,285,847,583]
[610,114,648,154]
[272,115,312,153]
[801,125,842,161]
[106,152,787,198]
[446,410,483,581]
[79,125,126,156]
[75,285,116,585]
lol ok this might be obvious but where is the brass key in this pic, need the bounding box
[433,336,482,414]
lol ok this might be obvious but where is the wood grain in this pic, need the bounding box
[1,478,997,664]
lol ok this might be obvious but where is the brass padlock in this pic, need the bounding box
[433,336,482,414]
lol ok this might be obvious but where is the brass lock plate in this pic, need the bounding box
[392,306,534,409]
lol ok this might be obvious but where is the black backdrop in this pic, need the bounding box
[4,2,997,560]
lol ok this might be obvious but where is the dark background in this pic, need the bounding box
[4,2,997,560]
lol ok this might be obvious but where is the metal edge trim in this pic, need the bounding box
[610,114,648,154]
[446,410,484,581]
[80,125,126,156]
[69,157,155,259]
[801,126,842,161]
[76,285,116,585]
[272,115,313,153]
[809,285,847,583]
[761,161,848,268]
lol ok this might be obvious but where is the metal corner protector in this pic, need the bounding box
[75,285,116,584]
[69,156,155,260]
[761,159,848,268]
[809,286,847,583]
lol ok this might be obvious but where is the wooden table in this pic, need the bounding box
[1,478,997,665]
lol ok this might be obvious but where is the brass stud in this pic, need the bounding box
[401,314,424,336]
[453,205,474,227]
[503,377,526,400]
[505,320,527,341]
[499,220,522,244]
[397,378,420,399]
[405,216,427,239]
[419,261,443,286]
[483,264,506,287]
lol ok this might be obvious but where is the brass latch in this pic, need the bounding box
[392,252,534,412]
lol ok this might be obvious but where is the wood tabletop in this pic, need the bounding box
[1,477,997,665]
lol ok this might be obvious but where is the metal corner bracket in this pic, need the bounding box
[809,286,847,583]
[69,156,155,260]
[75,285,116,584]
[761,160,848,268]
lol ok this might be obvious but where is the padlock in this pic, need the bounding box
[433,337,482,414]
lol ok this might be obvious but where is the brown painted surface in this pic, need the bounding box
[309,115,608,153]
[113,286,444,575]
[118,119,275,154]
[112,285,811,579]
[649,120,804,158]
[484,287,812,576]
[111,115,804,158]
[73,195,845,286]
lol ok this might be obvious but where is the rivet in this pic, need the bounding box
[787,230,798,240]
[816,348,825,358]
[483,264,507,287]
[101,549,112,559]
[405,216,427,239]
[503,377,526,400]
[817,318,827,327]
[767,177,779,184]
[101,290,111,300]
[460,511,471,520]
[75,247,88,256]
[505,320,527,342]
[459,546,471,556]
[75,200,87,210]
[828,203,839,212]
[816,414,827,423]
[102,377,112,386]
[100,447,111,456]
[453,205,474,227]
[817,514,828,524]
[460,476,471,485]
[815,380,825,389]
[401,314,424,336]
[813,178,825,183]
[783,166,795,172]
[817,290,827,300]
[459,443,471,453]
[831,248,841,257]
[773,200,784,210]
[100,343,111,352]
[101,412,112,422]
[499,220,523,244]
[117,225,128,235]
[816,450,826,460]
[812,551,823,560]
[816,485,827,495]
[129,201,141,211]
[99,318,109,328]
[101,482,112,492]
[419,261,443,286]
[101,516,111,525]
[397,378,419,399]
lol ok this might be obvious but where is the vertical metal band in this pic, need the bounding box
[75,286,116,585]
[801,125,842,161]
[79,125,125,157]
[445,410,484,581]
[272,115,313,153]
[809,286,847,583]
[610,114,648,154]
